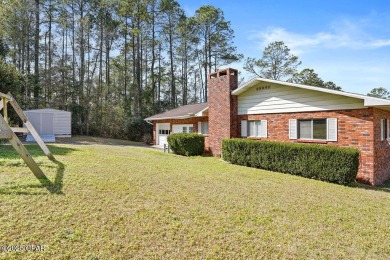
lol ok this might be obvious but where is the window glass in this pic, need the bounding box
[201,122,209,134]
[255,121,261,136]
[298,119,327,140]
[298,120,312,139]
[248,121,261,137]
[313,119,327,139]
[182,127,187,133]
[189,127,193,133]
[248,121,256,136]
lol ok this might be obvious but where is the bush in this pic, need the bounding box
[168,133,204,156]
[222,139,359,185]
[142,133,153,145]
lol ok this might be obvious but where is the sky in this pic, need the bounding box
[180,0,390,95]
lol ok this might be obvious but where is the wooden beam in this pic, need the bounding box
[0,115,46,179]
[11,127,30,133]
[7,94,28,122]
[7,93,54,160]
[0,92,12,100]
[0,99,3,111]
[3,98,7,122]
[0,130,12,139]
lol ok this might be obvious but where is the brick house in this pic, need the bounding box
[145,68,390,185]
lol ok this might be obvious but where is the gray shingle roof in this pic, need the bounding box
[145,102,208,121]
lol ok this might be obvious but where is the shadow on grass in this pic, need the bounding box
[0,145,76,195]
[349,180,390,193]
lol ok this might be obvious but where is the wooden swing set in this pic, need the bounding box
[0,92,54,179]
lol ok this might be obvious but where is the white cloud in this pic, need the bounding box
[250,19,390,55]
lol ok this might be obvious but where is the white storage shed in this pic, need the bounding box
[24,109,71,141]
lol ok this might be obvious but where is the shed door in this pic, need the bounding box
[41,113,54,135]
[157,123,170,146]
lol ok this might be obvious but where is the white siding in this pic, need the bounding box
[238,83,365,115]
[25,109,71,136]
[53,111,71,136]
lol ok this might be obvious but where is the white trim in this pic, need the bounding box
[195,107,209,116]
[232,77,390,107]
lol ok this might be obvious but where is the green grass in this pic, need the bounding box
[0,143,390,259]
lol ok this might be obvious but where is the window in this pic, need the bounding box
[182,126,193,133]
[248,121,261,137]
[241,120,267,138]
[198,122,209,134]
[158,129,170,135]
[172,124,194,133]
[290,118,337,141]
[201,122,208,134]
[298,119,327,140]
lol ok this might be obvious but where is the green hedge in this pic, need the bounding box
[222,139,359,185]
[168,133,205,156]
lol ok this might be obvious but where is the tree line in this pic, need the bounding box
[0,0,241,140]
[0,1,387,141]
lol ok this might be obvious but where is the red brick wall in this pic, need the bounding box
[238,108,381,184]
[373,108,390,185]
[208,68,239,155]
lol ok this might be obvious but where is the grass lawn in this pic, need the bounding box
[0,141,390,259]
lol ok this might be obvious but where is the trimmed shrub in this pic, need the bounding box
[168,133,204,156]
[222,138,359,185]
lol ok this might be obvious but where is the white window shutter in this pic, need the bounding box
[380,119,385,141]
[260,120,268,138]
[198,122,202,134]
[289,119,297,139]
[241,120,247,137]
[327,118,338,141]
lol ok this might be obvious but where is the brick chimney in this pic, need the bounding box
[208,68,239,156]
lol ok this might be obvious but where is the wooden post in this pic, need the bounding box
[0,115,47,179]
[7,93,54,159]
[2,98,7,122]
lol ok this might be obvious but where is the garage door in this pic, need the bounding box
[157,123,170,146]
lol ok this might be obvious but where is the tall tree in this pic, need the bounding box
[192,5,241,101]
[34,0,40,107]
[244,41,301,80]
[160,0,182,107]
[288,68,342,90]
[367,87,390,99]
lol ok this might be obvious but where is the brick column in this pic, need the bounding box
[208,68,238,155]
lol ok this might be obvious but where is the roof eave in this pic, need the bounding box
[144,115,195,121]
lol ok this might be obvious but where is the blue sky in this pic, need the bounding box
[180,0,390,95]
